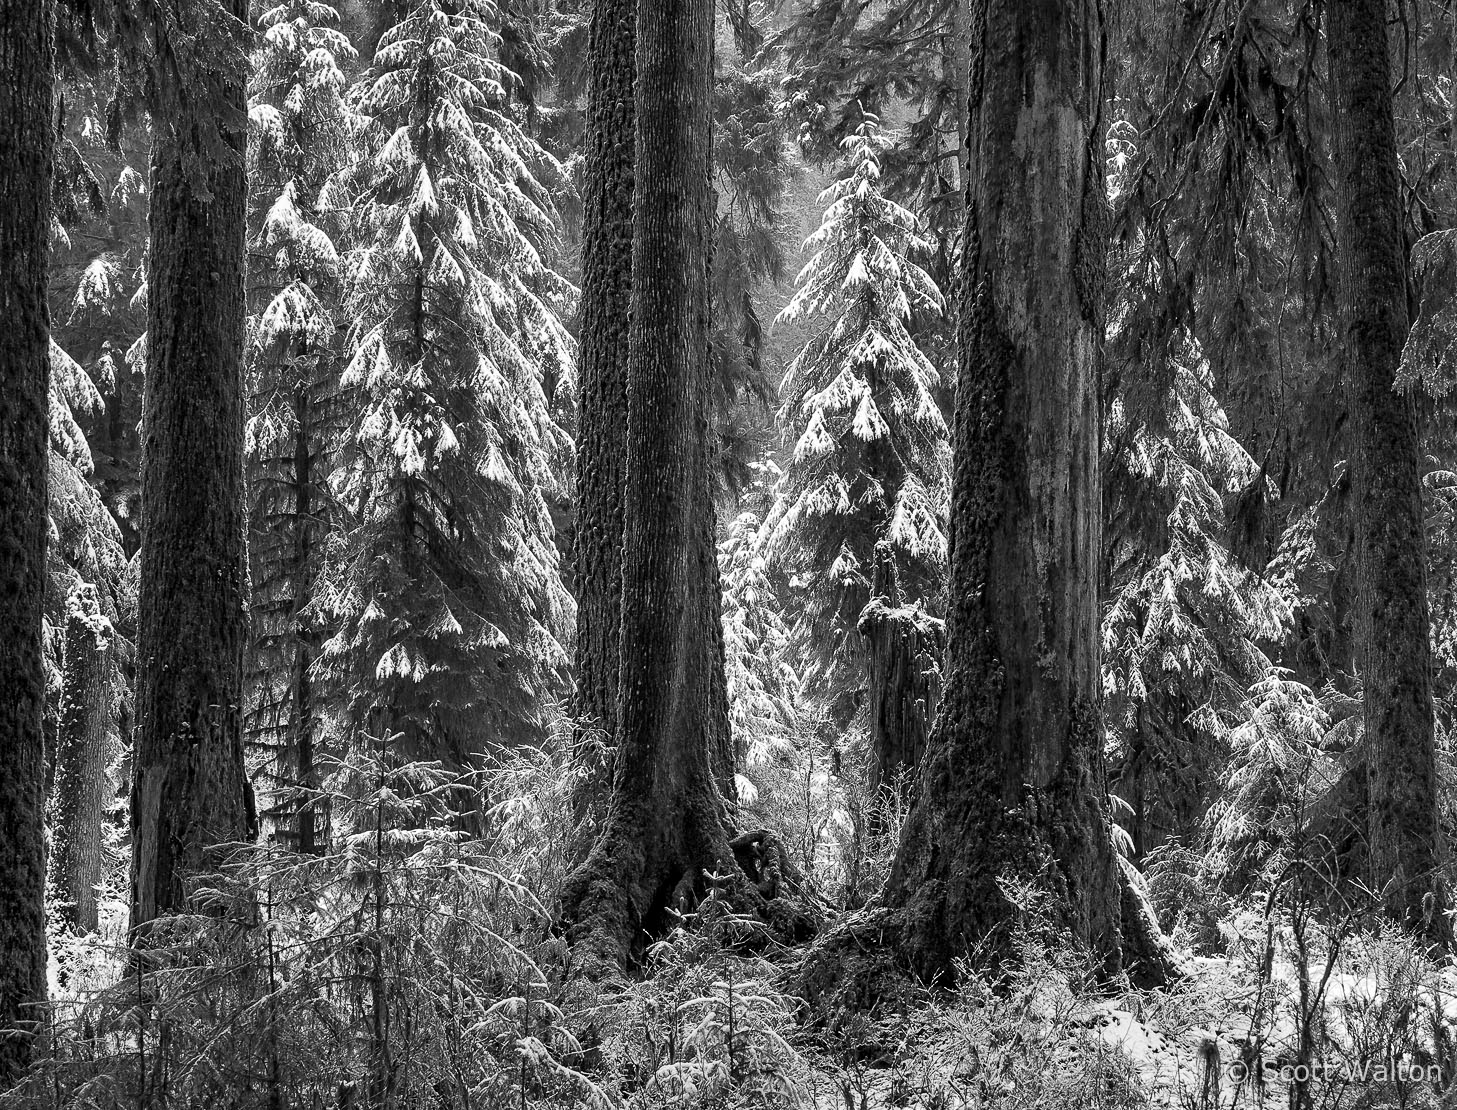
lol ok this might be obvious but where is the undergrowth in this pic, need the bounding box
[9,736,1457,1110]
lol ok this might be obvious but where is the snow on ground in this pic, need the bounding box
[795,937,1457,1108]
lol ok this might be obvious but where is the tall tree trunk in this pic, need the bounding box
[1329,0,1448,942]
[291,382,318,854]
[558,0,744,971]
[49,582,116,934]
[877,0,1122,982]
[571,0,635,813]
[701,377,736,801]
[130,0,251,931]
[0,0,54,1079]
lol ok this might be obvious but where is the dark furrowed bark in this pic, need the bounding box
[130,0,251,932]
[49,583,116,934]
[877,0,1122,985]
[794,0,1143,1004]
[557,0,791,972]
[290,384,318,855]
[859,543,943,826]
[1329,0,1449,945]
[0,0,55,1079]
[570,0,636,813]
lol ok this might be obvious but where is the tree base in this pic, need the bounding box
[786,906,924,1027]
[788,860,1186,1025]
[558,824,818,981]
[1117,856,1189,988]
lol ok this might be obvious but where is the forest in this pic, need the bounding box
[7,0,1457,1105]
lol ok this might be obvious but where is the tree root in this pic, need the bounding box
[784,905,924,1027]
[1116,855,1189,988]
[558,825,819,982]
[786,861,1188,1026]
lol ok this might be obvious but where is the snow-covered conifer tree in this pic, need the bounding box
[764,115,947,732]
[720,477,799,776]
[44,340,130,732]
[51,93,150,552]
[244,1,357,849]
[1102,332,1294,858]
[710,48,791,493]
[318,0,576,776]
[42,340,130,935]
[41,121,139,925]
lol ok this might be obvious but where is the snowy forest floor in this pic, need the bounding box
[20,749,1457,1110]
[35,872,1457,1110]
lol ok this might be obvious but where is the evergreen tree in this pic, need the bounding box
[720,496,799,777]
[46,83,145,725]
[1101,12,1370,908]
[710,38,790,494]
[318,0,576,776]
[559,0,729,969]
[131,0,253,930]
[774,0,964,347]
[1204,666,1340,885]
[244,0,357,851]
[1102,327,1292,858]
[0,0,55,1078]
[559,0,808,971]
[48,581,117,934]
[1109,0,1338,502]
[49,81,150,556]
[570,0,635,776]
[803,0,1160,987]
[1106,2,1352,733]
[764,115,947,760]
[1403,228,1457,745]
[45,342,130,640]
[1329,0,1447,941]
[43,342,130,935]
[42,74,137,938]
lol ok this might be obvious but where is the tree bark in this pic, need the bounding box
[1329,0,1449,943]
[570,0,636,814]
[557,0,758,971]
[877,0,1122,983]
[131,0,251,931]
[858,542,944,821]
[0,0,55,1079]
[290,384,318,855]
[247,376,322,853]
[49,582,116,934]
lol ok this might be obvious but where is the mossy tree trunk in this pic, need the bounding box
[558,0,762,971]
[1329,0,1448,943]
[858,543,943,827]
[130,0,252,932]
[289,384,319,855]
[246,371,324,853]
[0,0,55,1080]
[49,583,116,934]
[570,0,636,820]
[877,0,1123,983]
